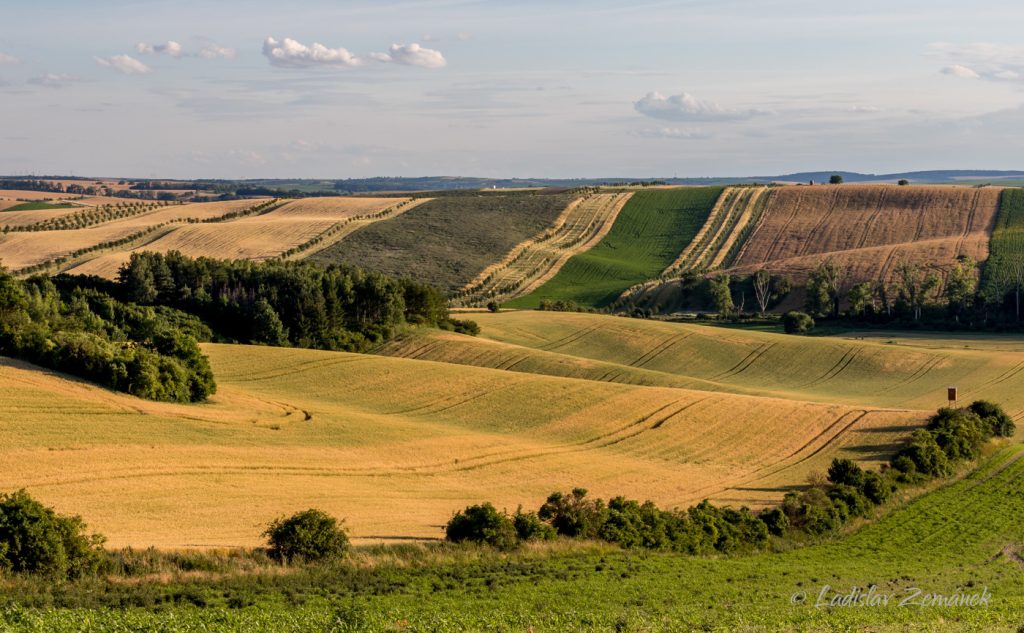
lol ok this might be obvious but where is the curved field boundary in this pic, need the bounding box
[453,192,630,307]
[65,198,410,278]
[505,187,723,309]
[8,199,281,276]
[1,200,175,233]
[284,198,428,260]
[667,186,770,274]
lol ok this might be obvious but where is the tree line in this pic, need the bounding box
[694,254,1024,329]
[0,270,216,402]
[95,251,476,351]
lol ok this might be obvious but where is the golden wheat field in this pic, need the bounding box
[0,199,262,271]
[456,192,631,306]
[721,185,999,283]
[8,307,1024,548]
[65,197,418,278]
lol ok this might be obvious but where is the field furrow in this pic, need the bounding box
[453,192,631,307]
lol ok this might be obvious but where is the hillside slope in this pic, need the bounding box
[0,340,918,548]
[725,184,999,284]
[310,192,576,292]
[506,187,723,308]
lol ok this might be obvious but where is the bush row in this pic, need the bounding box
[446,401,1015,550]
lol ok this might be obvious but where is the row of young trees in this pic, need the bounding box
[105,251,474,351]
[703,255,1024,327]
[446,401,1014,551]
[0,271,216,402]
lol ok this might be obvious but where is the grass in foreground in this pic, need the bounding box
[4,445,1023,631]
[506,187,723,308]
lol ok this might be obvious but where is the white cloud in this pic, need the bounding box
[849,105,883,113]
[95,55,151,75]
[136,40,183,57]
[262,37,445,70]
[633,126,712,140]
[0,52,18,65]
[373,43,446,68]
[262,37,362,68]
[456,32,472,41]
[941,64,980,79]
[28,73,76,88]
[634,91,765,122]
[932,42,1024,82]
[199,44,236,60]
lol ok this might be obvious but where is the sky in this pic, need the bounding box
[2,0,1024,179]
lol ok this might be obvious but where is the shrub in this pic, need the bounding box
[827,458,865,488]
[445,503,518,549]
[861,471,894,505]
[264,509,349,563]
[893,429,951,478]
[0,490,104,578]
[511,507,556,542]
[758,507,789,536]
[969,400,1016,437]
[783,311,815,334]
[538,488,608,539]
[486,301,500,313]
[926,407,988,461]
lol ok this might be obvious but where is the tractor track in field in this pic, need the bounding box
[712,342,777,380]
[797,347,861,388]
[538,324,602,352]
[629,333,692,369]
[879,356,944,393]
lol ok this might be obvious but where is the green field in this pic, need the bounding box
[505,187,723,308]
[8,444,1024,631]
[3,201,77,211]
[309,192,575,292]
[982,188,1024,300]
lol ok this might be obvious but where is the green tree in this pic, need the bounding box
[445,503,518,549]
[264,509,349,563]
[944,257,977,321]
[805,259,845,317]
[783,311,815,334]
[0,489,104,578]
[829,174,844,184]
[897,179,910,186]
[250,298,289,346]
[847,282,873,317]
[895,261,940,321]
[708,274,734,316]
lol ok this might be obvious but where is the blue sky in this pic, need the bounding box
[2,0,1024,179]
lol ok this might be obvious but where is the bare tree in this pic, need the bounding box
[753,269,772,316]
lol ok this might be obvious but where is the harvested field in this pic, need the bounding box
[668,186,772,273]
[455,310,1024,415]
[66,197,415,278]
[0,208,86,228]
[0,199,261,271]
[0,341,919,548]
[506,187,723,308]
[724,184,999,283]
[0,189,83,202]
[311,192,577,292]
[454,192,632,307]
